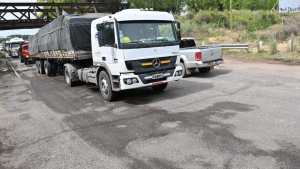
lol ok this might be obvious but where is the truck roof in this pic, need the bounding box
[8,37,24,44]
[95,9,175,22]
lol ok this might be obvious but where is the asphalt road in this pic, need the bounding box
[0,57,300,169]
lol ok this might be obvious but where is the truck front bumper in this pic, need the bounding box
[118,66,183,91]
[186,59,223,69]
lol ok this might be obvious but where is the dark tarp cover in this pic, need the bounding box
[29,14,109,56]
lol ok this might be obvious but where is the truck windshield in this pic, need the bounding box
[118,21,178,49]
[11,43,20,49]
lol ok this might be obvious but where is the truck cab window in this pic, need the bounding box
[97,22,115,47]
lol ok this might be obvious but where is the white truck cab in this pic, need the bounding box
[7,37,24,58]
[83,9,183,100]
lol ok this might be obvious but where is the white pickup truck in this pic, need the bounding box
[178,38,223,76]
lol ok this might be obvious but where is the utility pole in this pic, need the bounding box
[230,0,232,30]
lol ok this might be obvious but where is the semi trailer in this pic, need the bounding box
[29,9,183,101]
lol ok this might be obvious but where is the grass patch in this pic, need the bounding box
[0,52,5,58]
[225,50,300,65]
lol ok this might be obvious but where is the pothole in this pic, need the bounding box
[161,121,182,129]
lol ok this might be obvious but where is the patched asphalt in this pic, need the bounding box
[0,57,300,169]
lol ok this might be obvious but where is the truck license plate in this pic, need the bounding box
[152,73,164,79]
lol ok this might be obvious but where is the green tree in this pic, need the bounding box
[128,0,185,13]
[186,0,278,12]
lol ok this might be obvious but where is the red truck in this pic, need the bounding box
[19,41,31,64]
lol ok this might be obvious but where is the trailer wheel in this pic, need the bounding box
[152,83,168,92]
[36,60,40,73]
[98,71,116,101]
[39,60,45,74]
[44,60,57,76]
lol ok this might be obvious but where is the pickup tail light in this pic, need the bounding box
[195,52,202,61]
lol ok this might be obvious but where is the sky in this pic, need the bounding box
[279,0,300,12]
[0,0,39,38]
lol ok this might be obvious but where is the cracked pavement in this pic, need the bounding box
[0,57,300,169]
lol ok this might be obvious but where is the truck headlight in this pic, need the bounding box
[124,78,139,85]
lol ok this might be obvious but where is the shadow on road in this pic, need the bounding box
[191,68,232,78]
[119,80,213,105]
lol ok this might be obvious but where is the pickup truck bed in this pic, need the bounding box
[179,38,223,76]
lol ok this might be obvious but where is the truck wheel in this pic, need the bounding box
[152,83,168,92]
[179,62,187,77]
[44,60,57,76]
[24,59,29,65]
[198,67,211,73]
[64,67,75,87]
[20,56,24,63]
[98,71,116,101]
[39,60,45,74]
[36,60,40,73]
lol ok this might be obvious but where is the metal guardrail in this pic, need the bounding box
[200,44,249,49]
[219,44,249,49]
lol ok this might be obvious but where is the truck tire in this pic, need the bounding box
[152,83,168,92]
[36,60,45,74]
[36,61,40,73]
[44,60,57,76]
[198,67,211,73]
[39,60,45,74]
[98,71,117,101]
[24,58,29,65]
[179,62,187,77]
[20,56,24,63]
[64,66,75,87]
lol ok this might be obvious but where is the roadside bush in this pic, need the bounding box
[270,39,278,54]
[180,19,197,35]
[283,13,300,37]
[181,10,281,32]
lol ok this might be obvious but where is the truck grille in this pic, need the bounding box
[125,56,177,74]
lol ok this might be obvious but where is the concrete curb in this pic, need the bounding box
[6,58,21,79]
[2,52,21,79]
[6,53,22,79]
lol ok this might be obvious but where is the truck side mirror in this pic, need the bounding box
[97,31,104,46]
[176,21,181,41]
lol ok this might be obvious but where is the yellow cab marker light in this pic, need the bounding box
[141,62,153,66]
[141,59,171,67]
[160,60,171,64]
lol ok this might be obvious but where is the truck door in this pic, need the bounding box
[95,22,116,64]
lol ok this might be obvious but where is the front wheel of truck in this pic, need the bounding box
[152,83,168,92]
[98,71,117,102]
[179,62,187,78]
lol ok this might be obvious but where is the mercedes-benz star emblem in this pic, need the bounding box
[152,58,160,68]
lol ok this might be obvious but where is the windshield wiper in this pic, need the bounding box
[126,40,144,44]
